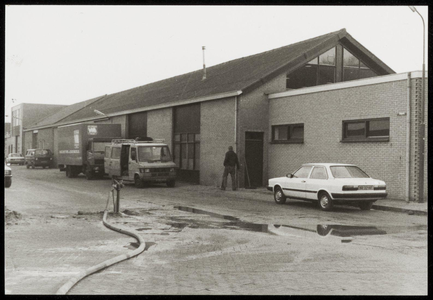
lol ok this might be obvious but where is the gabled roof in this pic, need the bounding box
[29,28,394,128]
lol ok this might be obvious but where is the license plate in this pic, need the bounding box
[359,185,373,190]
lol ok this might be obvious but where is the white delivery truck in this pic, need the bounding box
[105,138,177,188]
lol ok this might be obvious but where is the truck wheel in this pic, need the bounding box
[31,162,35,169]
[85,169,94,180]
[167,180,175,188]
[66,166,74,178]
[134,175,144,188]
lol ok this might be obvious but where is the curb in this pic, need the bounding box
[371,205,427,216]
[243,189,427,215]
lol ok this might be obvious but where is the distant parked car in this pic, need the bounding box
[267,163,387,211]
[6,153,25,165]
[5,163,12,188]
[25,149,54,169]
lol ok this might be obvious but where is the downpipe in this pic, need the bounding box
[56,180,146,295]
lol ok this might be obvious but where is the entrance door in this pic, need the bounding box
[244,132,264,187]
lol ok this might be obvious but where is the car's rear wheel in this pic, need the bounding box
[318,192,333,211]
[274,187,286,204]
[26,163,29,169]
[359,201,374,210]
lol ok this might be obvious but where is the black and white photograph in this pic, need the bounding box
[4,4,428,295]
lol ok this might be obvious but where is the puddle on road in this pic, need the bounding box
[124,241,156,250]
[172,206,394,241]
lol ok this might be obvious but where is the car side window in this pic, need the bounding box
[293,166,313,178]
[310,166,328,179]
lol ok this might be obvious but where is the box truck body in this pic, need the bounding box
[57,123,121,179]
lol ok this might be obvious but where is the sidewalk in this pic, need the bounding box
[233,187,428,216]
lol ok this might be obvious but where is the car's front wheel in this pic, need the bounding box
[318,192,333,211]
[274,186,286,204]
[359,201,374,210]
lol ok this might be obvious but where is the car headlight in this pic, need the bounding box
[50,158,53,160]
[342,185,358,191]
[35,158,38,161]
[170,168,175,172]
[139,168,150,173]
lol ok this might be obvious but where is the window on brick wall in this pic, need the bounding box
[272,123,304,143]
[341,118,390,142]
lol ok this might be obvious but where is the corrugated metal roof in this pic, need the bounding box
[31,28,395,128]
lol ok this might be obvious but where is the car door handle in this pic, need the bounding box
[301,180,306,183]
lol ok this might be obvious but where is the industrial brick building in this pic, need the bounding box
[21,28,427,202]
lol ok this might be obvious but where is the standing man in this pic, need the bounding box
[221,146,240,191]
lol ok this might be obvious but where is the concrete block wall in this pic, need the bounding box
[200,97,236,186]
[147,108,173,151]
[269,79,409,200]
[237,72,288,187]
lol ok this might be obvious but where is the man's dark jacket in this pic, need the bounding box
[224,150,240,169]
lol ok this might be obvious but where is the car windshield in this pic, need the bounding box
[137,146,172,162]
[330,166,370,178]
[35,149,51,156]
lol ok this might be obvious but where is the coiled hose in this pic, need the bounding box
[56,188,146,295]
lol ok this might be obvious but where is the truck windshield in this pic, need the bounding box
[93,142,108,152]
[137,146,172,162]
[35,149,51,156]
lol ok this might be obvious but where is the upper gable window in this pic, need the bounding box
[343,48,378,81]
[286,48,336,89]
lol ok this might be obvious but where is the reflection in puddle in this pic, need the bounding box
[174,206,390,240]
[174,206,239,221]
[316,225,387,237]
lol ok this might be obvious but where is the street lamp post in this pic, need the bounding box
[409,6,426,203]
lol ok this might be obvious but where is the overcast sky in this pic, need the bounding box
[4,5,428,122]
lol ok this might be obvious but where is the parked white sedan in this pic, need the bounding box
[267,163,387,211]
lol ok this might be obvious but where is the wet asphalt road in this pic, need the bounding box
[4,165,428,295]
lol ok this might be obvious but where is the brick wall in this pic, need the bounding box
[147,108,173,151]
[200,97,236,186]
[269,79,410,200]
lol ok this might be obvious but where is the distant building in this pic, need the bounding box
[9,103,68,155]
[23,29,427,202]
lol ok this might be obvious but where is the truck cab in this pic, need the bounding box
[105,138,177,187]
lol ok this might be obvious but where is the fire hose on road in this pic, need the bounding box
[56,180,146,295]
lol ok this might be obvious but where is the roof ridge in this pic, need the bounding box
[100,28,347,97]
